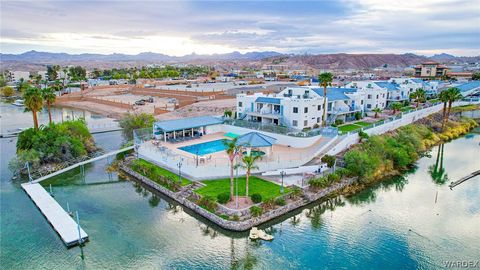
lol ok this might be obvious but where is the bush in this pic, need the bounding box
[1,86,15,97]
[231,214,239,221]
[335,119,344,125]
[327,172,340,183]
[197,196,217,212]
[251,193,262,203]
[250,206,263,217]
[354,111,363,120]
[313,123,320,129]
[359,131,369,141]
[321,154,336,168]
[275,197,286,206]
[119,112,155,141]
[217,192,230,204]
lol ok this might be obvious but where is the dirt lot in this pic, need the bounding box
[156,99,236,120]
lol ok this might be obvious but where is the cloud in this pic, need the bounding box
[0,0,478,56]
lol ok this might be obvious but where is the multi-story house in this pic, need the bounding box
[345,81,387,110]
[236,86,364,130]
[414,61,448,79]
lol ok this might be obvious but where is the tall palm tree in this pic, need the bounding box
[318,72,333,126]
[390,102,402,114]
[239,152,261,198]
[410,88,426,108]
[372,108,382,118]
[445,87,462,122]
[42,87,56,125]
[439,90,449,124]
[16,78,28,94]
[224,138,243,201]
[23,86,44,129]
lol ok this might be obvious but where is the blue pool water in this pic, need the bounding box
[178,139,228,155]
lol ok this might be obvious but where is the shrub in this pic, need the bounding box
[231,214,239,221]
[119,112,155,141]
[327,173,340,183]
[1,86,15,97]
[197,196,217,212]
[359,131,369,141]
[217,192,230,204]
[354,111,363,120]
[275,197,286,206]
[335,119,344,125]
[335,167,351,178]
[291,186,303,198]
[250,206,263,217]
[262,198,275,210]
[313,123,320,129]
[251,193,262,203]
[321,154,336,168]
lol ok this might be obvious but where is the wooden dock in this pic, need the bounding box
[21,183,88,247]
[449,170,480,189]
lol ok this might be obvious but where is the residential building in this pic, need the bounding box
[236,86,364,130]
[345,81,387,110]
[414,61,448,79]
[452,81,480,97]
[11,71,30,82]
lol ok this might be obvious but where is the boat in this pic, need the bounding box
[249,227,274,241]
[12,99,25,106]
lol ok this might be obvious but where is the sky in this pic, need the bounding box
[1,0,479,56]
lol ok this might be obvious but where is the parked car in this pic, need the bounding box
[135,100,145,105]
[145,97,154,103]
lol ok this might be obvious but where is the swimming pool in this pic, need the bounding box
[178,139,228,155]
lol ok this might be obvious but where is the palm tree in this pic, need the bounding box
[16,78,28,94]
[42,87,56,125]
[224,138,243,201]
[372,108,382,118]
[439,90,449,124]
[318,72,333,126]
[23,86,44,129]
[239,152,262,198]
[445,87,462,122]
[390,102,402,114]
[410,88,426,108]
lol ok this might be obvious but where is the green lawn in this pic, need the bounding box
[195,176,288,201]
[337,124,362,133]
[400,106,414,112]
[354,121,373,127]
[131,159,191,186]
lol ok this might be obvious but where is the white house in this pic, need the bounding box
[11,71,30,82]
[345,81,387,110]
[236,86,365,130]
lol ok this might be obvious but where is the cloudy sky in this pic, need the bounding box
[1,0,479,56]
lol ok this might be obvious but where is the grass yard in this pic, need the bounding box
[337,124,362,133]
[400,106,415,112]
[354,121,373,127]
[196,176,288,201]
[131,159,191,186]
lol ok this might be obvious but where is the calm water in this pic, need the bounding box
[1,116,479,269]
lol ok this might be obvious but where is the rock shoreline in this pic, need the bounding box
[120,164,356,232]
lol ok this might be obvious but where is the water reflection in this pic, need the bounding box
[428,143,449,185]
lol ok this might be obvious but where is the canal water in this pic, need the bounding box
[1,106,479,269]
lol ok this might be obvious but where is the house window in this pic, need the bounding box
[317,117,321,123]
[376,95,379,99]
[367,104,372,109]
[361,100,364,105]
[292,120,298,126]
[293,107,298,113]
[304,120,308,126]
[304,107,308,113]
[238,102,243,107]
[317,105,321,111]
[368,94,372,99]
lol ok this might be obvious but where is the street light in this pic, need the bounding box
[280,171,286,194]
[177,158,184,184]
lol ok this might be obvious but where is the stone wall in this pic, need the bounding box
[120,164,357,232]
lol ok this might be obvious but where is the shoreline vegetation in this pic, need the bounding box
[9,119,98,177]
[121,108,478,231]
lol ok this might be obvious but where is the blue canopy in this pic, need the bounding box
[236,132,277,147]
[154,116,223,132]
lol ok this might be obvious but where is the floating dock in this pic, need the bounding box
[21,183,88,247]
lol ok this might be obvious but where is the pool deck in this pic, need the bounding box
[138,132,332,180]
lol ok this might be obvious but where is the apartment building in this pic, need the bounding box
[236,86,364,130]
[345,81,387,110]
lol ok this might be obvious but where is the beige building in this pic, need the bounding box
[414,61,448,79]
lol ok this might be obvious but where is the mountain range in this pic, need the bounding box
[1,50,479,71]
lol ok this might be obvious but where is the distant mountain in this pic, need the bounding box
[429,53,457,61]
[1,50,478,71]
[0,50,282,63]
